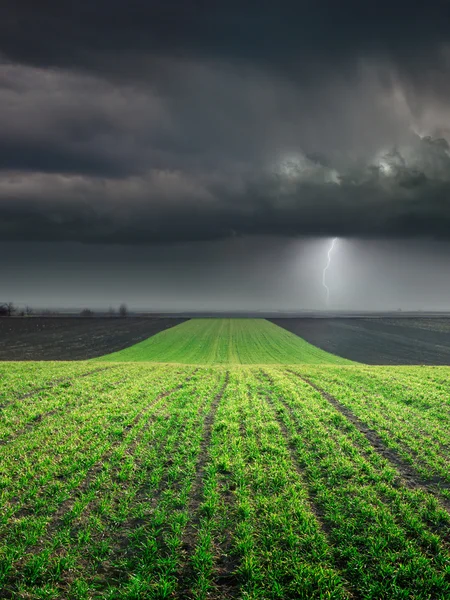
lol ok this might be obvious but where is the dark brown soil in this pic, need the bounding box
[271,318,450,364]
[0,317,186,360]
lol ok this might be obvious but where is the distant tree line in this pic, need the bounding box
[0,303,34,317]
[80,303,128,317]
[0,302,128,317]
[0,302,16,317]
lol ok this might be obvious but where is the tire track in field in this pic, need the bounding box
[277,370,450,554]
[1,366,117,409]
[5,370,198,587]
[75,370,214,594]
[3,371,164,511]
[40,371,197,527]
[41,369,200,597]
[0,374,141,447]
[258,371,358,600]
[176,371,233,599]
[313,371,450,455]
[211,474,240,598]
[69,372,224,597]
[123,368,199,460]
[288,370,450,513]
[4,371,161,512]
[206,379,241,599]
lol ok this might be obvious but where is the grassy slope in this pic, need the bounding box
[97,318,352,364]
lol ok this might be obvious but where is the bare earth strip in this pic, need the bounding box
[0,317,187,360]
[271,317,450,365]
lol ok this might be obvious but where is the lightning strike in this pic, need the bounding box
[322,237,338,305]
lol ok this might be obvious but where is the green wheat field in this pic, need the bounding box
[1,319,449,599]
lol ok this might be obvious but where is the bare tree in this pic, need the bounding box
[119,303,128,318]
[107,306,116,317]
[25,305,33,316]
[80,308,94,317]
[0,304,8,317]
[6,302,15,317]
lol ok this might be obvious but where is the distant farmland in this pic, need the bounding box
[0,317,186,361]
[272,316,450,364]
[1,319,449,599]
[98,318,352,364]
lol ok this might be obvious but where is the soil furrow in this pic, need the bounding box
[6,371,197,587]
[177,371,230,598]
[0,376,133,446]
[40,375,196,530]
[123,368,199,460]
[211,476,240,599]
[3,366,117,407]
[288,370,450,511]
[49,380,193,597]
[259,371,357,600]
[81,371,209,593]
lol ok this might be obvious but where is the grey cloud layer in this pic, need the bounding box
[3,2,450,79]
[1,1,450,242]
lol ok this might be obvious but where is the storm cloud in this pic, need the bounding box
[1,1,450,243]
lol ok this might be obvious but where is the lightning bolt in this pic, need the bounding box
[322,237,338,305]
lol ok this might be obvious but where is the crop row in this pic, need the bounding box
[1,365,449,598]
[296,366,450,500]
[0,361,114,402]
[261,368,450,598]
[1,364,198,593]
[99,319,350,364]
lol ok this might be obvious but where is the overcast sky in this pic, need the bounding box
[2,1,450,310]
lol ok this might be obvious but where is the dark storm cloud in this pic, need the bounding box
[0,64,173,177]
[2,1,450,80]
[2,134,450,243]
[1,1,450,242]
